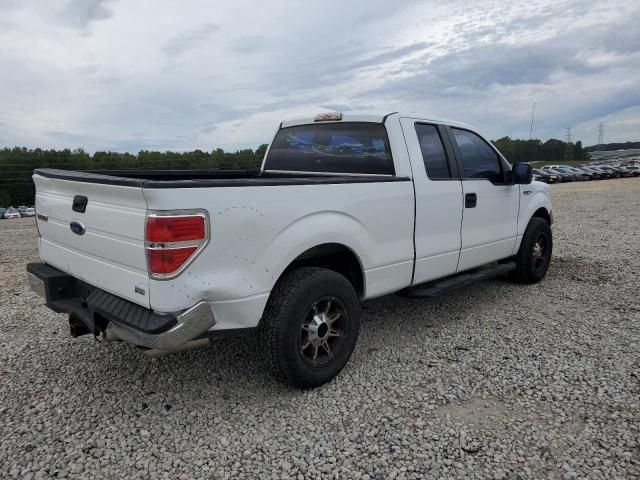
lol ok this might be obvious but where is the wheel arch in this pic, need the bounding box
[518,190,552,235]
[531,206,552,226]
[258,210,372,301]
[514,203,552,256]
[278,243,365,298]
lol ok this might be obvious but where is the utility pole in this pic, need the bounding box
[529,102,536,141]
[528,102,536,163]
[564,127,574,162]
[597,122,604,146]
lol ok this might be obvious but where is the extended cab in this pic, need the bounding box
[28,113,553,387]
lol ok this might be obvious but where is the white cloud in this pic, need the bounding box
[162,23,220,57]
[62,0,114,30]
[0,0,638,152]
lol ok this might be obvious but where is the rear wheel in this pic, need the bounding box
[261,267,361,388]
[511,217,552,284]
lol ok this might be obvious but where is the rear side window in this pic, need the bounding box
[451,128,502,181]
[264,122,394,175]
[414,124,451,179]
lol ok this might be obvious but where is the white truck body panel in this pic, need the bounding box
[457,180,520,271]
[34,175,150,307]
[399,117,464,284]
[143,180,415,327]
[513,180,552,254]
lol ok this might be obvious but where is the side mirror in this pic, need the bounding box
[512,163,532,185]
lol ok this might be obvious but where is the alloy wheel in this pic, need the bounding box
[299,296,348,366]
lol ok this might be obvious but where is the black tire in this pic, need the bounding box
[261,267,361,388]
[511,217,552,284]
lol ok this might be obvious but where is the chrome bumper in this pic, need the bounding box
[104,301,217,349]
[27,262,216,351]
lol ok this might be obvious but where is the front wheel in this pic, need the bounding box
[261,267,361,388]
[510,217,552,284]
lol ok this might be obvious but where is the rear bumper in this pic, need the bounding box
[27,262,216,349]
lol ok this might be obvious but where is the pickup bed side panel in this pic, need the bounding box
[142,180,415,329]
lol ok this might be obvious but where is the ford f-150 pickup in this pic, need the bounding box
[27,112,553,387]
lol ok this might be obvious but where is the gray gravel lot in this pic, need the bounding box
[1,178,639,479]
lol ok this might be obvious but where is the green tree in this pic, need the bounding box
[0,144,265,206]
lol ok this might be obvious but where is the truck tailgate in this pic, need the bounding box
[33,174,150,308]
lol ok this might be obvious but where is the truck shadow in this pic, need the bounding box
[37,265,567,419]
[7,263,572,449]
[56,275,525,399]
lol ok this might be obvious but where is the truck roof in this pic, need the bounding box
[281,112,474,130]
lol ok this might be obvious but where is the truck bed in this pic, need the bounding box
[32,166,416,323]
[34,168,409,188]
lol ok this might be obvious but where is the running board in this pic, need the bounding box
[399,261,516,298]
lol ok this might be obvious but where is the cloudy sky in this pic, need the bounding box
[1,0,639,152]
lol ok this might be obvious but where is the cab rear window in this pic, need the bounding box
[264,122,394,175]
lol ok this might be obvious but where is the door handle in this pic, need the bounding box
[465,193,477,208]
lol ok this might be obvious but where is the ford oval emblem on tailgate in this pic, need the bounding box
[70,220,86,236]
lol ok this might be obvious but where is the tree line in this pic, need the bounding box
[0,145,268,207]
[491,137,587,164]
[583,141,640,153]
[0,137,587,207]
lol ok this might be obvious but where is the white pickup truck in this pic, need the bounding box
[28,112,552,387]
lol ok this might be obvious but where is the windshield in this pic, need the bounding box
[264,122,394,175]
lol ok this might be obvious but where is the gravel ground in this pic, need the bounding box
[1,178,639,479]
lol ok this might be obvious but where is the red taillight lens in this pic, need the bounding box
[145,211,209,278]
[146,215,205,243]
[147,247,198,275]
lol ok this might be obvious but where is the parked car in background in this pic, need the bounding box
[556,167,589,181]
[21,207,36,217]
[532,169,558,183]
[544,168,576,182]
[598,166,623,178]
[620,166,640,177]
[568,167,592,179]
[3,207,21,219]
[532,171,547,183]
[0,208,6,219]
[583,166,614,179]
[569,167,596,180]
[574,167,604,179]
[607,166,634,177]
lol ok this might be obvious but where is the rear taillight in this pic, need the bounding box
[145,210,209,279]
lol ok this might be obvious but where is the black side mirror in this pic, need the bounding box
[512,163,532,185]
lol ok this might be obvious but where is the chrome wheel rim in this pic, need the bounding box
[532,233,548,271]
[299,296,347,366]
